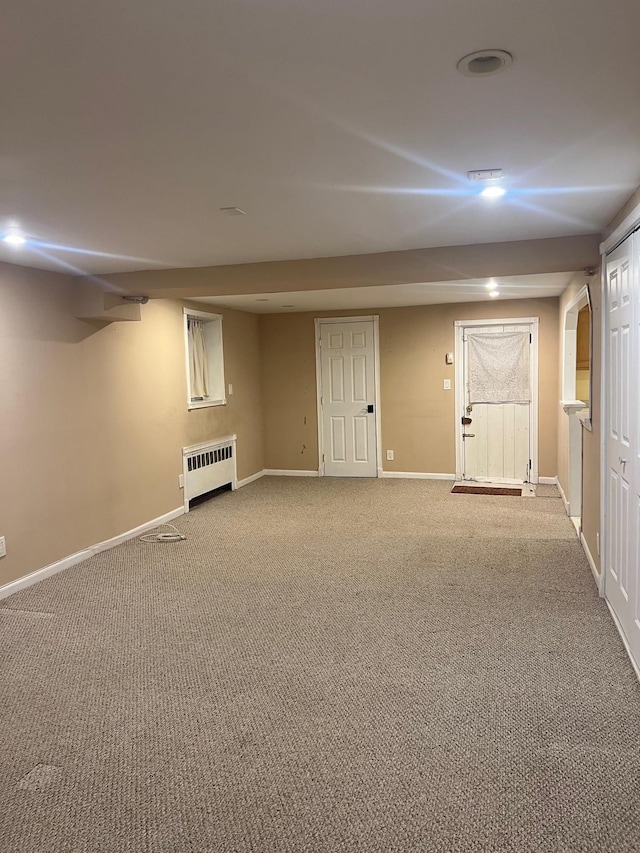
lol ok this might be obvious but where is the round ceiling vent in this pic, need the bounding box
[457,49,513,77]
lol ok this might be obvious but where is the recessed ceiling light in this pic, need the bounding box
[220,206,246,216]
[457,49,513,77]
[480,185,506,199]
[3,233,26,246]
[489,290,500,298]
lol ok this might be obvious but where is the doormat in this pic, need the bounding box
[451,485,522,496]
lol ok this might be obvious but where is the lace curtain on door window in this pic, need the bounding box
[188,319,209,399]
[467,331,530,403]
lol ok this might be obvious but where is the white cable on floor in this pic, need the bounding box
[139,523,187,543]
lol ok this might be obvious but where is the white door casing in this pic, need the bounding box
[315,317,381,477]
[561,284,592,521]
[454,318,539,484]
[604,234,640,666]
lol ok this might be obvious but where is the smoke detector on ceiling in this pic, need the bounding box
[457,50,513,77]
[468,169,503,182]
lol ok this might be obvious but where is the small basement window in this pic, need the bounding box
[183,308,226,410]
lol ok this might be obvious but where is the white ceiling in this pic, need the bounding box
[195,272,576,313]
[1,0,639,276]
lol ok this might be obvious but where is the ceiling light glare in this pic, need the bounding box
[489,290,500,298]
[457,50,513,77]
[486,279,497,290]
[480,185,506,199]
[3,233,26,246]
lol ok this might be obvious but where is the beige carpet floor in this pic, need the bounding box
[1,478,638,852]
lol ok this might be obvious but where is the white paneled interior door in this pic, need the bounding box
[318,318,378,477]
[459,322,536,484]
[605,234,640,667]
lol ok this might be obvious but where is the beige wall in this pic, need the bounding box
[260,297,559,477]
[557,273,602,573]
[0,262,264,587]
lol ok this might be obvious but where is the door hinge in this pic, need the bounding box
[529,333,532,343]
[322,453,325,462]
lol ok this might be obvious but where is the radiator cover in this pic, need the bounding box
[182,435,237,511]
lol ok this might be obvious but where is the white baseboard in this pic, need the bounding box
[264,469,319,477]
[580,531,602,594]
[557,479,570,515]
[380,471,456,480]
[0,550,94,601]
[539,476,558,485]
[92,507,184,555]
[604,599,640,682]
[0,506,185,602]
[236,470,265,488]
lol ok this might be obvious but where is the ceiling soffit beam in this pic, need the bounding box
[85,234,601,300]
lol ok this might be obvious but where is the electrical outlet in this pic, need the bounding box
[386,450,394,461]
[0,536,6,558]
[228,383,233,395]
[443,379,451,390]
[178,474,184,489]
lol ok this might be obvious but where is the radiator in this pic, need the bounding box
[182,434,237,509]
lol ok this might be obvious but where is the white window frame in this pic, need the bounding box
[183,307,226,410]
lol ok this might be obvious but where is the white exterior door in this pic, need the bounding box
[605,235,640,665]
[318,319,378,477]
[460,323,534,484]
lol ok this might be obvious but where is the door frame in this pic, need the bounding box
[454,317,540,483]
[314,315,382,478]
[560,285,591,525]
[599,202,640,609]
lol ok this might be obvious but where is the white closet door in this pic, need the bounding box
[319,320,378,477]
[605,234,640,666]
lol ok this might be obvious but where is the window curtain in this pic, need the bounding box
[188,319,209,398]
[467,331,530,403]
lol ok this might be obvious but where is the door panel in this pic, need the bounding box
[320,320,377,477]
[331,417,346,462]
[605,236,639,666]
[461,324,532,483]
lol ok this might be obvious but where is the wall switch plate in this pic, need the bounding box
[596,532,600,555]
[0,536,6,558]
[178,474,184,489]
[228,383,233,395]
[443,379,451,390]
[446,352,454,364]
[386,450,394,461]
